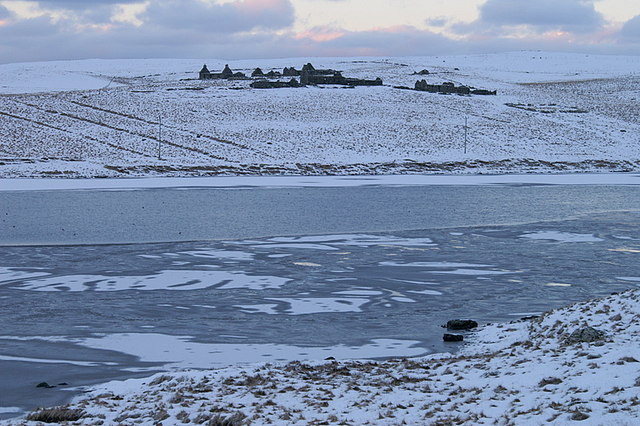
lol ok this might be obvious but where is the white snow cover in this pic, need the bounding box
[9,290,639,425]
[1,173,640,192]
[0,52,639,178]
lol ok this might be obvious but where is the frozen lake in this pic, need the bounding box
[1,176,639,419]
[2,174,640,245]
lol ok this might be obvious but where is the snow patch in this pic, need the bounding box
[520,231,604,243]
[76,333,426,370]
[11,270,291,291]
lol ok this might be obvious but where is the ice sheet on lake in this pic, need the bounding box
[0,267,50,284]
[332,290,383,296]
[11,270,291,291]
[237,297,370,315]
[255,234,436,248]
[379,261,513,275]
[519,231,604,243]
[380,262,491,268]
[252,243,339,251]
[390,278,439,285]
[292,262,322,267]
[0,335,69,343]
[77,333,427,369]
[609,248,640,253]
[271,297,370,315]
[233,304,280,315]
[408,289,444,296]
[0,354,117,367]
[391,297,416,303]
[430,269,515,276]
[178,249,254,261]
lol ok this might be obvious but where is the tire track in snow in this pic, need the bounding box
[14,100,234,163]
[68,100,275,160]
[0,109,152,159]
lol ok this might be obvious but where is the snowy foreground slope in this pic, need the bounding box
[0,52,638,177]
[11,290,640,425]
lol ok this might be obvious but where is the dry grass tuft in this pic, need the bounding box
[26,406,84,423]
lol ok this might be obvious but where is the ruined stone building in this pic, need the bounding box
[198,62,382,87]
[199,64,247,80]
[414,79,496,95]
[250,78,302,89]
[283,67,300,76]
[300,63,383,86]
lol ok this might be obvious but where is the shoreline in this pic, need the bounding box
[1,159,640,181]
[6,289,639,425]
[2,171,640,193]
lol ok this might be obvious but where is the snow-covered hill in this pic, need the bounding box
[10,289,640,425]
[0,52,638,177]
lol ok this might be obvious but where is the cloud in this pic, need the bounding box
[313,26,458,56]
[13,0,296,30]
[425,17,449,28]
[20,0,141,10]
[0,4,13,20]
[141,0,294,33]
[0,0,296,63]
[620,15,640,40]
[478,0,604,33]
[0,0,638,64]
[12,1,138,24]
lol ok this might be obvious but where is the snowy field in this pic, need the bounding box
[0,52,638,177]
[7,290,639,425]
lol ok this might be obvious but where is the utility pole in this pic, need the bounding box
[158,114,162,160]
[463,116,468,154]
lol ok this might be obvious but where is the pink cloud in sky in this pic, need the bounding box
[540,31,573,42]
[294,28,347,42]
[293,25,420,45]
[366,25,420,34]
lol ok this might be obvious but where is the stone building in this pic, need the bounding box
[199,64,211,80]
[199,64,247,80]
[250,78,302,89]
[300,63,383,86]
[414,79,495,95]
[283,67,301,76]
[201,62,383,88]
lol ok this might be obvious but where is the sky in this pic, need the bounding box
[0,0,639,64]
